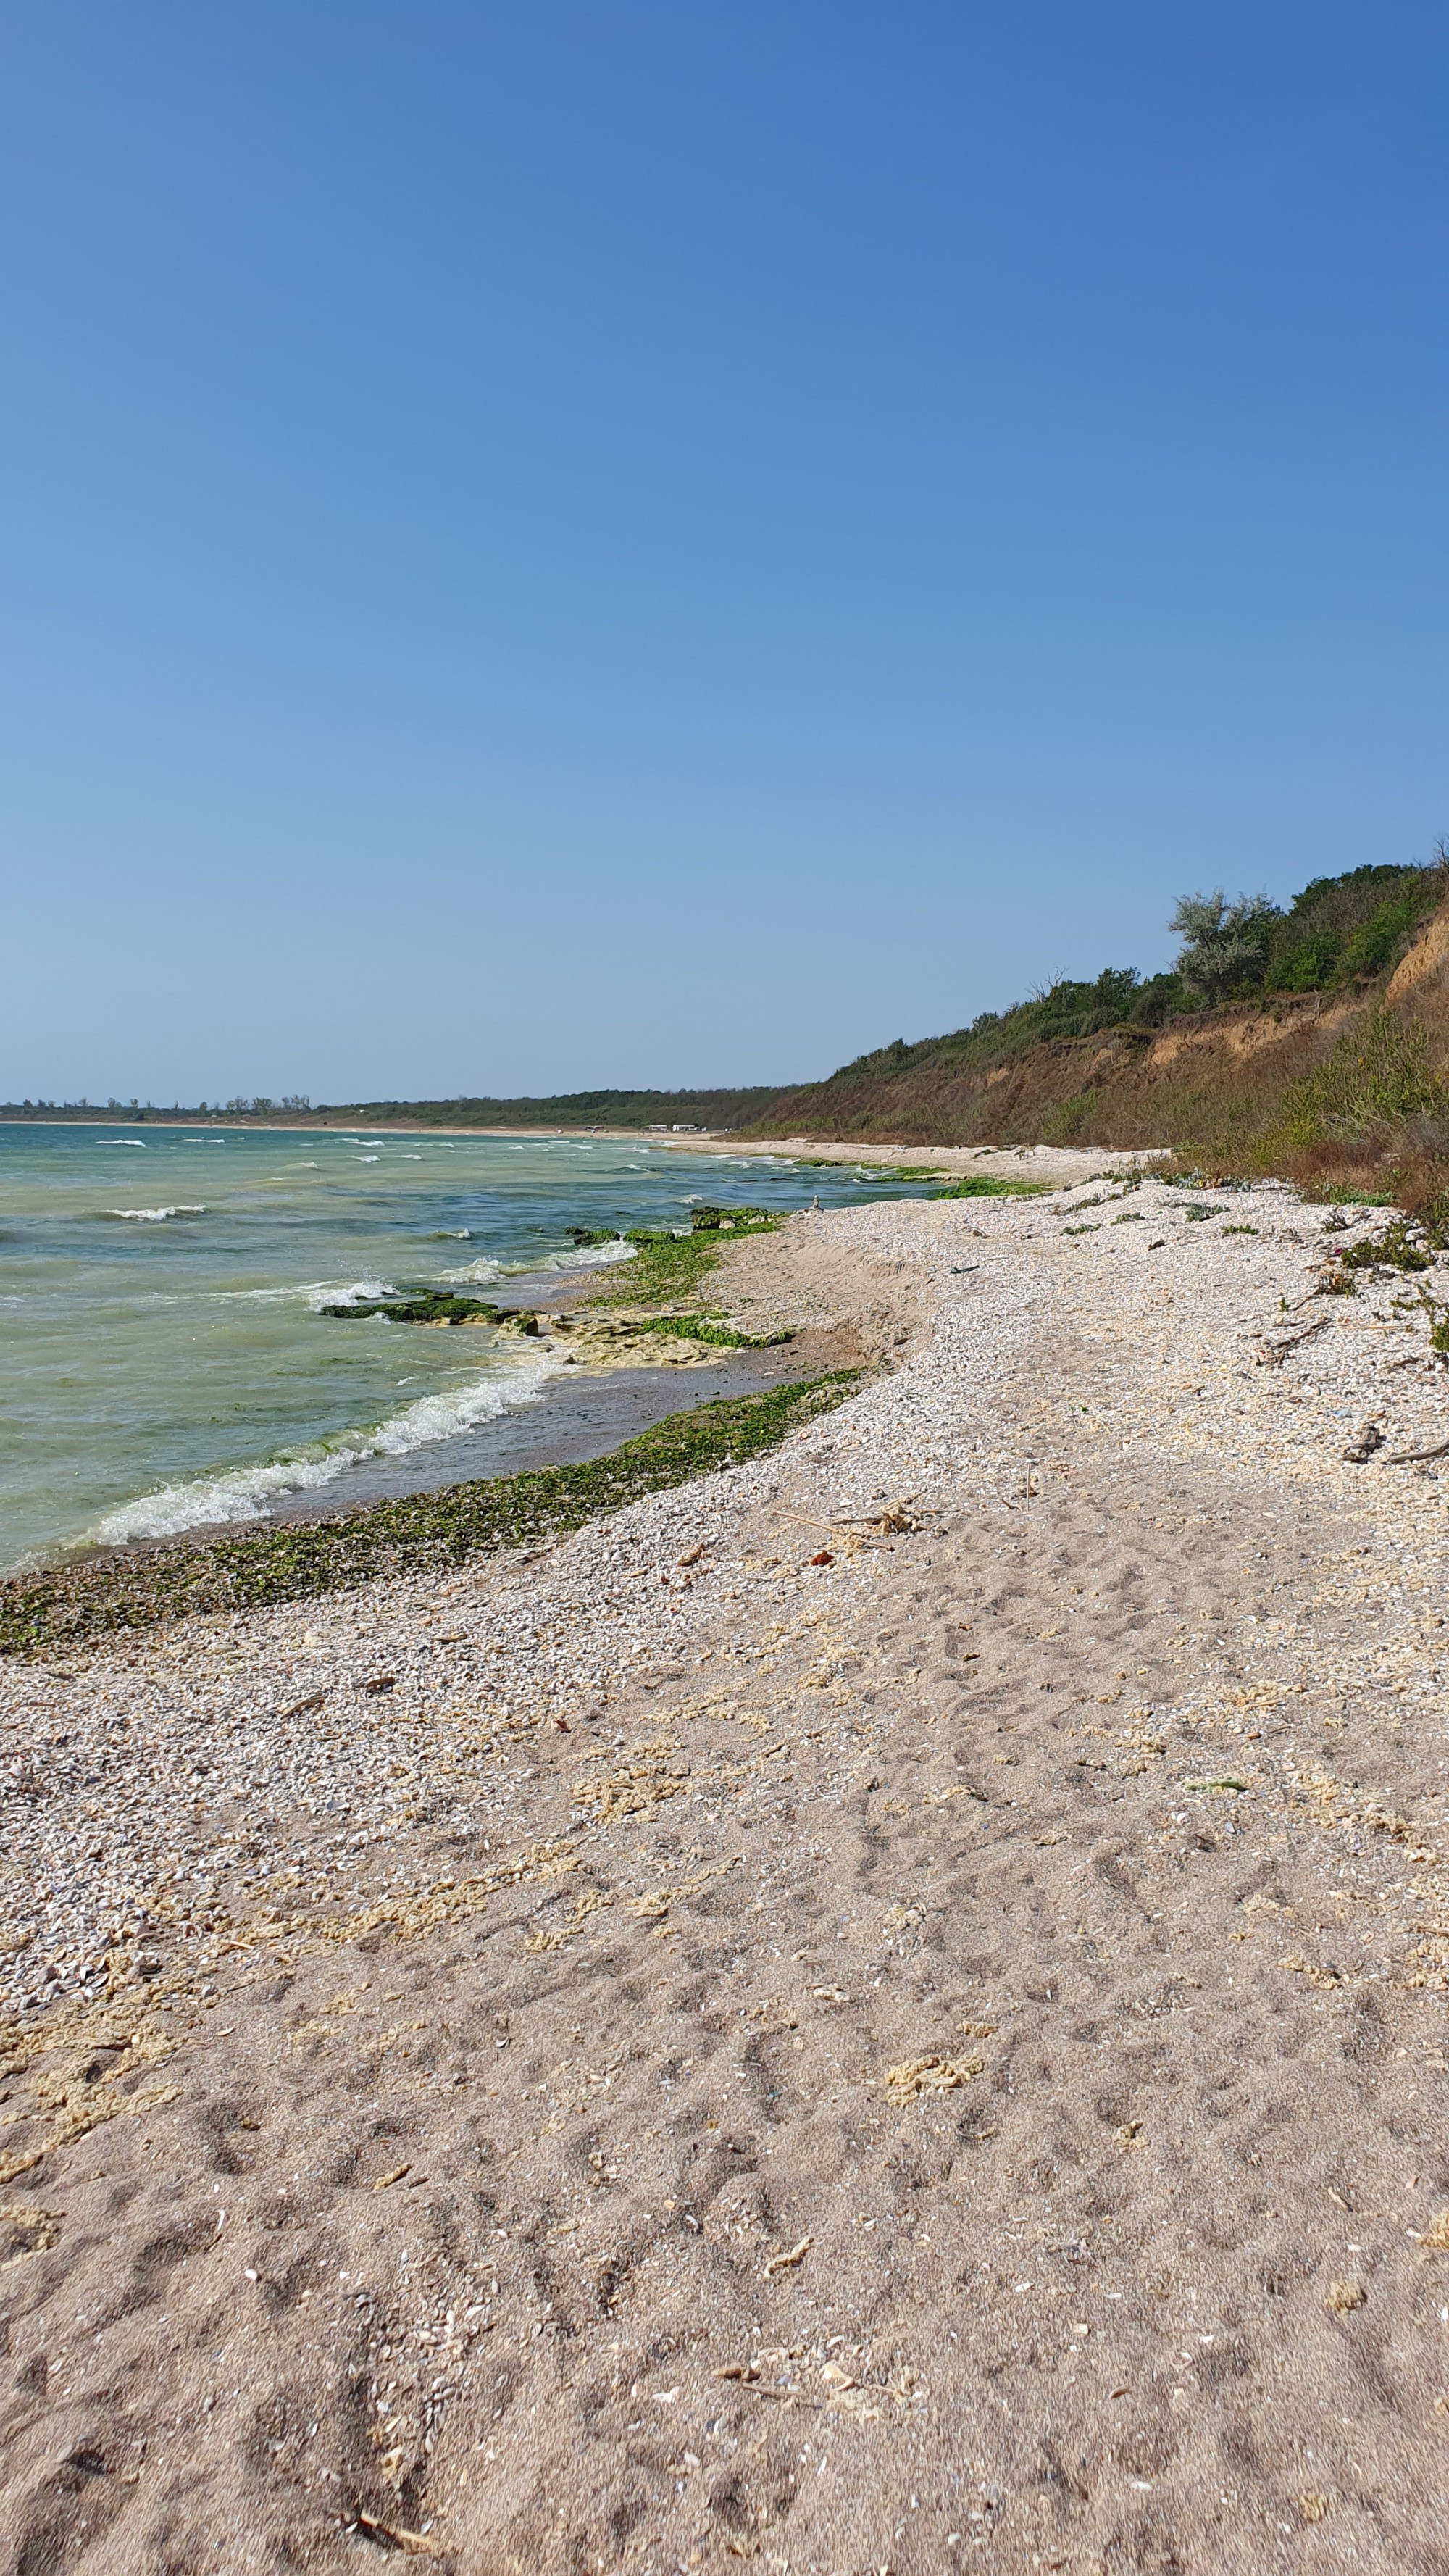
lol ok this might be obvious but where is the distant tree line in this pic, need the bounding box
[0,1087,782,1127]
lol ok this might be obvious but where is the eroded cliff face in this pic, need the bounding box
[1385,901,1449,1018]
[748,900,1449,1151]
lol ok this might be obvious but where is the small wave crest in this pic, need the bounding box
[107,1205,207,1222]
[91,1352,559,1545]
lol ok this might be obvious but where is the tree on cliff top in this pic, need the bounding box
[1170,889,1282,1006]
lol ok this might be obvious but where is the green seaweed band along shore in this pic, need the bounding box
[0,1125,937,1572]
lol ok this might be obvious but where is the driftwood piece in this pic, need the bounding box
[1256,1314,1331,1368]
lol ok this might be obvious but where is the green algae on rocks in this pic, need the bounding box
[632,1314,793,1350]
[932,1175,1051,1200]
[0,1374,860,1659]
[318,1291,547,1333]
[582,1210,782,1312]
[317,1291,505,1325]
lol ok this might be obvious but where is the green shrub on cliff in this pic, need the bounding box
[1269,1008,1445,1155]
[1169,892,1281,1005]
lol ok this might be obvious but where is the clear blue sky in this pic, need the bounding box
[3,2,1445,1103]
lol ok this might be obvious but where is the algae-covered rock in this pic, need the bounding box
[688,1204,773,1232]
[317,1292,502,1326]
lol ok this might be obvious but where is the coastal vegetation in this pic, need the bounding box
[0,1374,858,1658]
[309,1204,793,1359]
[759,856,1448,1119]
[745,851,1449,1204]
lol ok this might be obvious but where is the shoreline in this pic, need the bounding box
[0,1111,1160,1183]
[0,1207,884,1592]
[0,1129,921,1580]
[0,1370,861,1662]
[3,1179,1446,2564]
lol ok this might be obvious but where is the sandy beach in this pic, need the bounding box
[2,1177,1448,2574]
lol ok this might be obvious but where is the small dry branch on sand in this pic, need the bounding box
[1256,1314,1332,1367]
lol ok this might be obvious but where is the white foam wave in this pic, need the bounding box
[304,1277,395,1310]
[541,1237,637,1272]
[440,1256,505,1285]
[210,1275,398,1306]
[439,1236,635,1287]
[92,1352,560,1546]
[108,1205,207,1221]
[104,1138,146,1146]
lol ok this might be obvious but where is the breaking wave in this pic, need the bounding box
[439,1255,506,1285]
[303,1278,395,1311]
[107,1205,207,1222]
[541,1237,638,1272]
[91,1351,560,1546]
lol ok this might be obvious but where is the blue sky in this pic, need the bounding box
[2,1,1445,1101]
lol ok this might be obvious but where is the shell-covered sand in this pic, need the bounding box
[1,1178,1447,2574]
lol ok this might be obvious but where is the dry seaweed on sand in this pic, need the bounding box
[880,2054,984,2102]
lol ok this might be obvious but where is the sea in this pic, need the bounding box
[0,1123,930,1572]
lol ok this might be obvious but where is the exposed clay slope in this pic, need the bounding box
[748,900,1449,1151]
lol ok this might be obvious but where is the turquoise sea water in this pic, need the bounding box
[0,1125,924,1570]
